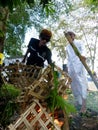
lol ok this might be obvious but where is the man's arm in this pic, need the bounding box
[47,49,52,65]
[22,38,34,63]
[48,57,52,65]
[22,49,29,63]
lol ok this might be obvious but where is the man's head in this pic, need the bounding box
[64,31,76,41]
[39,29,52,42]
[68,31,76,41]
[67,31,75,37]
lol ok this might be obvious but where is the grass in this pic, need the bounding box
[66,89,98,112]
[87,91,98,112]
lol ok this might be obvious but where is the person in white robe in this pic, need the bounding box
[65,31,88,113]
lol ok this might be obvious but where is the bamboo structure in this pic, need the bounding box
[8,99,61,130]
[1,63,71,130]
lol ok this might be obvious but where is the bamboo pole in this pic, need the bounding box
[64,32,98,89]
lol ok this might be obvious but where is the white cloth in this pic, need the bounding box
[66,39,88,105]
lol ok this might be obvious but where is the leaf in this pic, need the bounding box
[0,83,21,98]
[46,64,76,114]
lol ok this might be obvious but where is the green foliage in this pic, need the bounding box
[4,2,56,57]
[4,4,32,57]
[40,0,52,8]
[0,0,23,12]
[0,83,21,127]
[0,0,52,12]
[46,64,76,114]
[0,0,73,58]
[84,0,98,5]
[0,30,4,37]
[65,88,72,94]
[84,0,98,11]
[0,83,21,98]
[43,2,56,16]
[46,89,76,114]
[0,100,18,127]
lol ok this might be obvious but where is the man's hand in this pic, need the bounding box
[22,58,25,63]
[80,55,86,62]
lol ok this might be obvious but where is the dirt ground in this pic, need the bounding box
[68,81,98,130]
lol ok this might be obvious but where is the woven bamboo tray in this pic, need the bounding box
[2,64,71,110]
[8,99,61,130]
[2,64,42,88]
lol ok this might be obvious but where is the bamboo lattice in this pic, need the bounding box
[8,99,61,130]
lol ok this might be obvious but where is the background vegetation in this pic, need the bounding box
[0,0,98,71]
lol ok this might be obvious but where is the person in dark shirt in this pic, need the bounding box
[22,29,52,67]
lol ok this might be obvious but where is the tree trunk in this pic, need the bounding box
[0,7,9,86]
[0,7,9,53]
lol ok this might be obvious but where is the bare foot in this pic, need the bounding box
[80,106,86,113]
[80,99,86,113]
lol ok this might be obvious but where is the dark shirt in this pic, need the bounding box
[26,38,52,67]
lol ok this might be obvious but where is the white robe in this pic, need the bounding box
[66,39,88,105]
